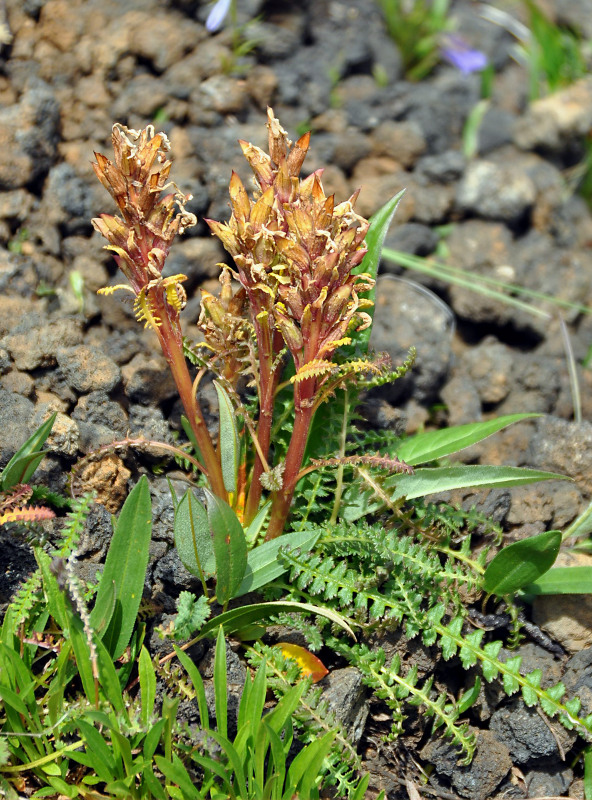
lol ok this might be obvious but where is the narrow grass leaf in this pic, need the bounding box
[0,684,29,717]
[76,720,117,781]
[264,683,307,737]
[237,670,253,735]
[584,745,592,800]
[214,626,228,740]
[382,246,592,318]
[110,728,133,777]
[287,730,336,797]
[174,645,210,730]
[262,721,286,794]
[203,731,247,795]
[142,769,168,800]
[243,663,267,735]
[155,753,200,798]
[143,718,166,762]
[484,530,561,595]
[190,753,233,792]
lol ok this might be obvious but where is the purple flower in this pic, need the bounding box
[441,35,487,74]
[206,0,232,32]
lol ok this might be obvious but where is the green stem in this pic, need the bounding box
[562,497,592,543]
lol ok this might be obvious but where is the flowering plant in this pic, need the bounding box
[92,110,401,542]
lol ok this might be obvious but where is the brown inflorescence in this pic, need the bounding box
[206,108,373,380]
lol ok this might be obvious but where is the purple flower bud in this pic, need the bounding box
[205,0,232,32]
[441,35,487,74]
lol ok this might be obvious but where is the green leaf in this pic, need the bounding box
[174,646,210,730]
[143,718,166,762]
[68,609,98,705]
[155,753,200,799]
[197,600,356,641]
[205,489,247,607]
[75,720,117,782]
[88,575,116,638]
[95,476,152,660]
[142,767,168,800]
[214,627,228,740]
[287,730,336,798]
[174,490,215,580]
[139,646,156,726]
[262,722,286,795]
[0,684,30,717]
[385,465,567,501]
[457,677,481,714]
[181,415,205,468]
[584,744,592,800]
[244,499,271,545]
[238,661,267,736]
[95,636,125,714]
[484,530,562,595]
[214,381,240,495]
[1,413,56,490]
[233,528,321,598]
[341,465,567,522]
[36,548,70,632]
[110,729,133,777]
[395,413,540,466]
[264,682,306,738]
[524,565,592,595]
[198,731,248,797]
[355,190,406,354]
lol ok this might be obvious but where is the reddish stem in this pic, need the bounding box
[151,290,227,501]
[244,320,282,524]
[265,376,316,539]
